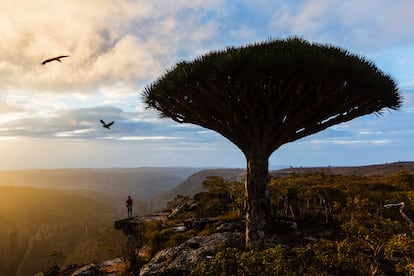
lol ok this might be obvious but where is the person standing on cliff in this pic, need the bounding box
[126,196,133,218]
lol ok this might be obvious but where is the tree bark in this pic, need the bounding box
[244,155,270,248]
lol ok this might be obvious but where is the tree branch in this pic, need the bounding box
[384,202,414,227]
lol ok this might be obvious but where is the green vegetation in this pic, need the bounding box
[127,170,414,275]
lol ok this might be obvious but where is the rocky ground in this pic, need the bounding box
[42,204,244,275]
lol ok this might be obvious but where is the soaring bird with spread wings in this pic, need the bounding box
[41,55,70,65]
[100,120,114,129]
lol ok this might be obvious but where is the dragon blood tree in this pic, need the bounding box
[142,38,402,248]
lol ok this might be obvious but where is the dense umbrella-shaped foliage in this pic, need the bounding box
[142,37,401,247]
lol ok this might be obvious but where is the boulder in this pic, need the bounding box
[140,232,243,276]
[183,217,218,230]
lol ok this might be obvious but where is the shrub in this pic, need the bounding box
[192,245,287,275]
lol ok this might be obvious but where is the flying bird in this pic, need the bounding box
[41,55,70,65]
[100,120,114,129]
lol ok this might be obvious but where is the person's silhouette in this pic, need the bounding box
[126,196,133,218]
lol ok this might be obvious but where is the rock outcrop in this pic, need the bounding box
[140,232,243,276]
[35,258,126,276]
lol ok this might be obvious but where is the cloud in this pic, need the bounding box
[0,0,225,94]
[2,0,413,94]
[117,136,180,141]
[308,138,391,146]
[0,100,24,115]
[269,0,414,50]
[0,102,223,148]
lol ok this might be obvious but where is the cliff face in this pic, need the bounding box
[17,223,95,276]
[56,215,242,275]
[4,221,111,276]
[0,220,32,275]
[115,212,244,275]
[0,186,115,276]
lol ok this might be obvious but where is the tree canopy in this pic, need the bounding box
[143,37,401,157]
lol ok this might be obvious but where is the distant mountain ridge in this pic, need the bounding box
[1,162,412,213]
[150,168,245,210]
[0,167,201,201]
[154,161,414,206]
[165,168,245,196]
[274,161,414,176]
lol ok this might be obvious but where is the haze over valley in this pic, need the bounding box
[0,167,200,275]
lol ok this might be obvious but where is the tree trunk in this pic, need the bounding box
[244,155,270,248]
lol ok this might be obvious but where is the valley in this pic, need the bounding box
[0,167,202,276]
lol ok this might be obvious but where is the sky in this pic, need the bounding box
[0,0,413,170]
